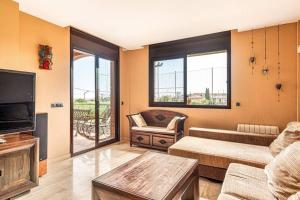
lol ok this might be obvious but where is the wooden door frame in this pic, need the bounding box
[70,28,120,157]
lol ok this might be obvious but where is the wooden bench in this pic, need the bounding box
[127,110,187,151]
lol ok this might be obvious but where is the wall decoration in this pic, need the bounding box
[262,27,269,77]
[249,29,256,74]
[39,45,53,70]
[276,25,282,102]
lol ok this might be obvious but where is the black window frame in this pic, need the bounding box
[149,31,231,109]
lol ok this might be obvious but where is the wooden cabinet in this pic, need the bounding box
[131,131,181,151]
[0,133,39,200]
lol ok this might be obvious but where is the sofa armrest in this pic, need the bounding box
[189,127,277,146]
[175,117,187,134]
[126,114,138,129]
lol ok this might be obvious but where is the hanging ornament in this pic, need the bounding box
[276,25,283,102]
[262,27,269,77]
[249,29,256,74]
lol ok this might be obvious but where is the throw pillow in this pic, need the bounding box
[265,142,300,200]
[131,114,147,127]
[167,116,180,130]
[269,122,300,156]
[288,192,300,200]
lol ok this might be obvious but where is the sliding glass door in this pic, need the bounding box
[71,49,118,155]
[97,58,116,143]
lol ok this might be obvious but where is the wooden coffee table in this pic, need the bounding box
[92,152,199,200]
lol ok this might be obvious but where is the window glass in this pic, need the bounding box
[187,51,228,106]
[154,58,184,103]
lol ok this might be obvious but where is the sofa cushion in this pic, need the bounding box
[220,163,275,200]
[132,126,175,134]
[167,116,180,130]
[237,124,279,135]
[168,136,273,169]
[269,122,300,156]
[131,114,147,127]
[265,142,300,200]
[217,194,244,200]
[288,192,300,200]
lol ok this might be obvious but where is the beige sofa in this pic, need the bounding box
[168,127,277,180]
[217,163,275,200]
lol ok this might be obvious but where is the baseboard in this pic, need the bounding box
[48,153,71,164]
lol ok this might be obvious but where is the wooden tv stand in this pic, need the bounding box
[0,133,39,199]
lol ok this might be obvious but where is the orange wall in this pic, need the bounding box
[0,0,19,68]
[0,0,70,159]
[120,23,298,140]
[298,21,300,120]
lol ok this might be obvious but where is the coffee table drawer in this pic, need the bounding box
[152,136,174,148]
[132,133,150,145]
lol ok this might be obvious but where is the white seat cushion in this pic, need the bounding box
[168,136,273,169]
[131,126,175,134]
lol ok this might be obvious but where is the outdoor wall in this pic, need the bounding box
[0,0,70,159]
[120,23,299,140]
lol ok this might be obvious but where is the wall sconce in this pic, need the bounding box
[297,45,300,53]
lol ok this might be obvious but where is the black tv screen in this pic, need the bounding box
[0,69,35,134]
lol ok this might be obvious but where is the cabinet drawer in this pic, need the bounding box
[152,136,174,148]
[132,133,150,145]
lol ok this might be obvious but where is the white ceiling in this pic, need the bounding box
[15,0,300,50]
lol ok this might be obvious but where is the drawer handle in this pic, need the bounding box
[137,136,144,141]
[0,170,2,177]
[159,139,167,144]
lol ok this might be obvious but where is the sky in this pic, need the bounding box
[73,55,112,100]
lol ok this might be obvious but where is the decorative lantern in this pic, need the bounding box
[39,45,53,70]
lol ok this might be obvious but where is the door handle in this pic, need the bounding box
[159,139,167,144]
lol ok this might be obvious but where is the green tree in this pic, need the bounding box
[205,88,210,100]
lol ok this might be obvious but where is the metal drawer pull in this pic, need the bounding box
[159,140,167,144]
[0,170,2,177]
[137,136,144,141]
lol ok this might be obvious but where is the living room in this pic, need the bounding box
[0,0,300,199]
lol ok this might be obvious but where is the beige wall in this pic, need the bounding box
[120,23,299,140]
[0,0,70,159]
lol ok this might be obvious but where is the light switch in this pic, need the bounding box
[51,103,64,108]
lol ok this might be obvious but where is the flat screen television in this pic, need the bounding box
[0,69,36,135]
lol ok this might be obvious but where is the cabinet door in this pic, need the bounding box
[0,150,31,194]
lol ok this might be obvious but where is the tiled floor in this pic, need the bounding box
[16,142,222,200]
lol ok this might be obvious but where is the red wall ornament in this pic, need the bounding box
[39,45,53,70]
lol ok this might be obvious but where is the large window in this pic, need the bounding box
[149,31,231,108]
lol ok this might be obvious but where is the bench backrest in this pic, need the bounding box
[140,110,187,127]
